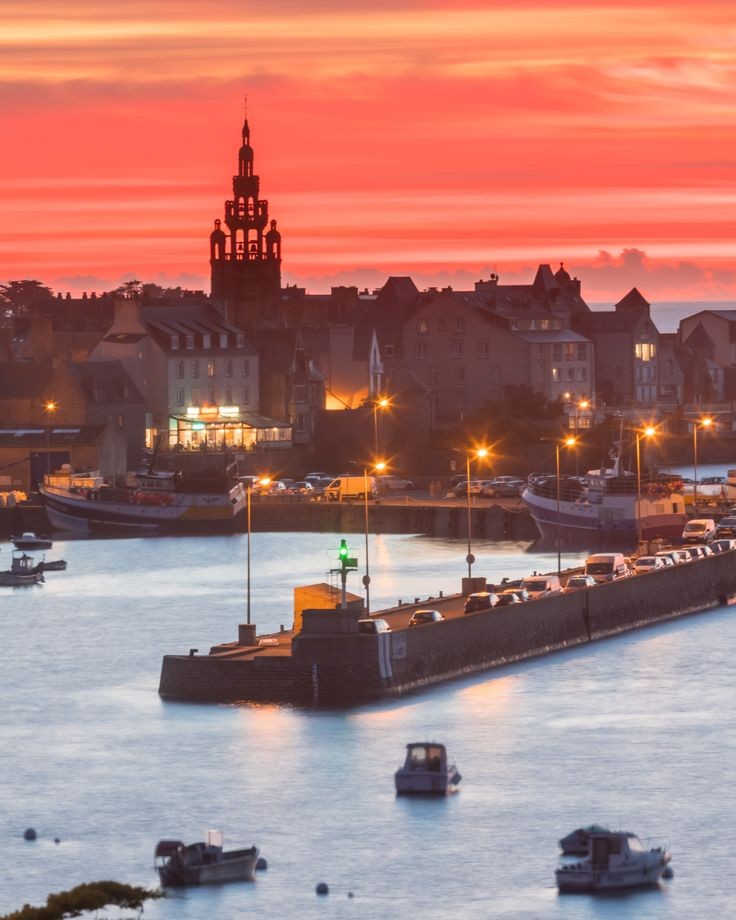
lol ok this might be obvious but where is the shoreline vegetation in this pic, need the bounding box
[0,881,164,920]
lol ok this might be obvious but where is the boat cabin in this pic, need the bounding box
[404,743,446,774]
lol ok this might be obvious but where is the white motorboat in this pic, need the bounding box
[559,824,610,855]
[394,742,461,795]
[556,829,671,893]
[11,532,53,550]
[154,830,259,887]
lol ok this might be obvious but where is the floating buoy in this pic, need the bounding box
[316,882,329,895]
[256,857,267,870]
[348,891,354,898]
[662,865,674,879]
[23,828,37,841]
[54,838,61,844]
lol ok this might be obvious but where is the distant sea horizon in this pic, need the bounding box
[589,301,736,334]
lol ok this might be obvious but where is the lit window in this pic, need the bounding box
[417,318,428,334]
[207,360,215,378]
[564,343,575,361]
[552,367,559,381]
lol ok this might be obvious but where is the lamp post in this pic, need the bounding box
[635,426,656,547]
[44,401,57,479]
[555,437,577,576]
[465,447,489,578]
[246,476,269,625]
[362,460,386,615]
[693,416,713,515]
[373,397,390,457]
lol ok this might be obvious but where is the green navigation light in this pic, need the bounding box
[338,538,349,561]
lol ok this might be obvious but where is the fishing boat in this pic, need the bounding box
[522,439,687,545]
[154,831,259,887]
[394,742,461,795]
[0,552,44,586]
[11,532,53,550]
[556,829,671,893]
[39,462,246,536]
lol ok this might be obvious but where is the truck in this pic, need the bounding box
[322,476,377,501]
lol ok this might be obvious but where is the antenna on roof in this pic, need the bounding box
[244,93,248,118]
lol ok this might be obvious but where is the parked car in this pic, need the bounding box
[357,618,391,635]
[519,574,562,598]
[377,475,415,491]
[563,574,597,592]
[655,550,683,566]
[495,590,524,606]
[257,479,287,494]
[408,609,445,626]
[304,471,331,483]
[463,592,498,614]
[633,555,664,574]
[711,538,736,554]
[684,545,710,561]
[681,518,716,544]
[655,553,675,566]
[453,480,486,498]
[481,478,525,498]
[715,516,736,538]
[289,481,314,494]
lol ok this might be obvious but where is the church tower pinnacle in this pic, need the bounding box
[210,108,282,327]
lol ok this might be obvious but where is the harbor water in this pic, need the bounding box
[1,531,735,919]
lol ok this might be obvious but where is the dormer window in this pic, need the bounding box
[202,334,211,349]
[236,334,245,348]
[185,335,194,350]
[171,335,180,350]
[220,334,228,348]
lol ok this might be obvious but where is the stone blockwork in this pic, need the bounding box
[159,550,736,707]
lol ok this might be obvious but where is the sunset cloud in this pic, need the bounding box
[0,1,733,301]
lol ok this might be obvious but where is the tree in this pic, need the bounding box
[0,280,54,309]
[0,880,164,920]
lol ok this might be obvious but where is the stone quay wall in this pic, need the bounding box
[158,549,736,707]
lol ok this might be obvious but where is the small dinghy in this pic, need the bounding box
[154,831,259,887]
[556,829,671,893]
[38,558,68,572]
[394,742,461,795]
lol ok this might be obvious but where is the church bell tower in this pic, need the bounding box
[210,111,282,327]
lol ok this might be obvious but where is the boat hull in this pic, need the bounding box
[394,770,461,795]
[40,484,245,535]
[522,487,687,545]
[556,860,669,893]
[156,848,259,887]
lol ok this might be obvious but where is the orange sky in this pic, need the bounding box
[1,0,735,301]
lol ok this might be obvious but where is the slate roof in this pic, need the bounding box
[72,360,145,404]
[615,287,650,313]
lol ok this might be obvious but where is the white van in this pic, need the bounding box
[322,475,377,501]
[519,574,562,599]
[584,553,629,584]
[681,518,716,544]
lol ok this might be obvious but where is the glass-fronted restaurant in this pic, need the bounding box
[169,406,292,451]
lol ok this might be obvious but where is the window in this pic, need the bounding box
[384,344,395,357]
[553,344,563,362]
[477,340,489,358]
[171,335,180,350]
[415,340,428,359]
[453,316,465,333]
[185,335,194,350]
[417,318,428,334]
[576,367,587,382]
[451,340,463,358]
[455,366,465,385]
[552,367,559,381]
[429,366,439,385]
[566,367,575,381]
[635,342,656,361]
[489,364,500,381]
[191,360,199,378]
[203,334,211,349]
[176,388,185,407]
[93,385,103,401]
[225,387,233,404]
[208,388,216,404]
[176,360,184,379]
[207,360,215,378]
[220,334,228,348]
[576,343,587,361]
[225,359,233,377]
[236,334,245,348]
[242,359,250,377]
[438,318,446,332]
[116,415,124,429]
[241,387,250,405]
[564,343,575,361]
[296,412,309,433]
[191,388,200,406]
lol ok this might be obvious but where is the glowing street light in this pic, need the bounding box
[373,396,390,457]
[362,459,387,614]
[555,436,577,576]
[44,401,57,479]
[693,416,714,514]
[635,425,657,547]
[465,446,490,578]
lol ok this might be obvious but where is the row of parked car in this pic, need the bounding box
[452,476,526,498]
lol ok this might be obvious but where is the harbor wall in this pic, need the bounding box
[158,549,736,706]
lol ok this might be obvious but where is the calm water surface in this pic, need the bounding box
[1,531,734,919]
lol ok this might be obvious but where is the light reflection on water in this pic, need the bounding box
[1,531,734,918]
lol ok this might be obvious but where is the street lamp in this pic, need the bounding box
[555,436,577,576]
[693,416,713,515]
[465,447,490,578]
[246,476,270,625]
[373,397,390,457]
[362,460,386,614]
[44,401,57,479]
[635,425,657,547]
[574,400,589,475]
